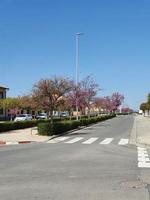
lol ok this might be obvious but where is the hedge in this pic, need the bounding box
[0,114,116,133]
[0,119,50,133]
[38,114,116,136]
[116,113,131,115]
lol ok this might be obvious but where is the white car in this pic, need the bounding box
[35,113,48,119]
[14,114,32,122]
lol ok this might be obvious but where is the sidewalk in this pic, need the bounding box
[130,115,150,148]
[0,127,51,144]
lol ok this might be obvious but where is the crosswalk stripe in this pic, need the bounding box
[56,137,70,141]
[118,139,129,145]
[47,137,130,146]
[82,137,98,144]
[100,138,114,144]
[65,137,84,144]
[47,136,70,143]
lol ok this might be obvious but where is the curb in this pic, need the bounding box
[0,140,33,146]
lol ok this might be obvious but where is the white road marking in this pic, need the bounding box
[100,138,114,144]
[138,162,150,168]
[137,147,145,150]
[65,137,84,144]
[138,153,149,157]
[137,147,150,168]
[56,137,70,141]
[46,136,131,146]
[138,155,149,160]
[138,157,150,162]
[118,139,129,145]
[138,150,147,154]
[47,136,70,143]
[82,137,98,144]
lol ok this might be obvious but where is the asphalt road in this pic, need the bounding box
[0,115,149,200]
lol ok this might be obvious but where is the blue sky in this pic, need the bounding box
[0,0,150,110]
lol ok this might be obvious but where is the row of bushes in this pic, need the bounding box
[52,114,102,122]
[0,114,116,133]
[0,120,39,133]
[116,113,131,115]
[38,114,116,136]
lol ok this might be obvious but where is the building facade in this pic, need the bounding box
[0,86,9,119]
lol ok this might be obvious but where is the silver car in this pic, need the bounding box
[35,113,48,119]
[14,114,32,122]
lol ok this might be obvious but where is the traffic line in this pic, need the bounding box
[137,147,150,168]
[100,138,114,144]
[118,139,129,145]
[82,137,98,144]
[65,137,84,144]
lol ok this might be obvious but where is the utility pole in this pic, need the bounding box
[75,32,84,120]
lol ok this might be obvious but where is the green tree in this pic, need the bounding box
[148,94,150,103]
[0,97,20,120]
[140,102,147,116]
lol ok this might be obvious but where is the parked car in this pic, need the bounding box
[35,113,48,119]
[60,112,69,118]
[14,114,32,122]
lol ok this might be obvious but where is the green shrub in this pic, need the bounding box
[0,114,116,134]
[38,122,52,136]
[116,113,131,115]
[38,120,81,136]
[0,120,38,133]
[0,118,52,133]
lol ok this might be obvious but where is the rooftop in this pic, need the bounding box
[0,85,9,90]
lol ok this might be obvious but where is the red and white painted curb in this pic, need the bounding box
[0,141,32,146]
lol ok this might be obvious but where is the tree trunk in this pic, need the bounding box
[88,108,90,119]
[50,109,54,135]
[10,114,13,121]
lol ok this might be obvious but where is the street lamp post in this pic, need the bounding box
[75,32,83,120]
